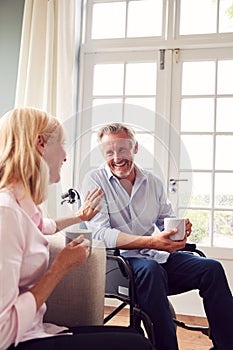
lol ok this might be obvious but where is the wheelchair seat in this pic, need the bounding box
[104,243,210,348]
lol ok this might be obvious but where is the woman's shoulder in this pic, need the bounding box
[0,190,27,218]
[0,190,16,207]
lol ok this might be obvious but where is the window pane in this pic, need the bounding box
[92,99,123,125]
[213,211,233,248]
[181,98,214,132]
[125,62,157,95]
[135,132,166,181]
[176,171,192,210]
[216,136,233,170]
[217,60,233,94]
[90,132,104,167]
[184,209,211,245]
[180,135,213,170]
[190,172,212,207]
[125,97,156,112]
[216,98,233,131]
[215,173,233,208]
[127,0,163,37]
[219,0,233,33]
[124,98,156,130]
[136,133,155,168]
[93,64,124,95]
[182,62,215,95]
[92,2,126,39]
[179,0,217,35]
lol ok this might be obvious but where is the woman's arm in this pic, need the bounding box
[0,206,90,348]
[29,235,89,310]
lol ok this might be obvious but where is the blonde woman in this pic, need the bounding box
[0,108,154,350]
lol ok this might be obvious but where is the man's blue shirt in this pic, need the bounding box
[82,163,175,263]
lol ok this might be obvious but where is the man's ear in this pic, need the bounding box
[36,135,45,155]
[133,141,138,154]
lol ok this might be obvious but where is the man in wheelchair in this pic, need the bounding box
[82,122,233,350]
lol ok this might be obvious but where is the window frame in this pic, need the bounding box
[76,0,233,258]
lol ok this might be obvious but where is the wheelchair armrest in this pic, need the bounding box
[180,243,206,257]
[181,243,197,251]
[106,243,206,258]
[106,248,121,256]
[106,248,134,280]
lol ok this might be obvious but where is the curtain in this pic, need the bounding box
[15,0,83,217]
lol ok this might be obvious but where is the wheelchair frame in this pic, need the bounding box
[104,243,210,348]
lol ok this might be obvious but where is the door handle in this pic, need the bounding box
[169,178,188,193]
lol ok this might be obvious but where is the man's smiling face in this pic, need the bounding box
[101,130,138,182]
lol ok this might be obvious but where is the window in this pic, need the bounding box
[76,0,233,254]
[171,49,233,252]
[178,0,233,35]
[90,0,164,39]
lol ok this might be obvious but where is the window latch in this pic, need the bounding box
[174,48,180,63]
[160,49,165,70]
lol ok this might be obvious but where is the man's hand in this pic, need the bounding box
[150,230,187,253]
[185,218,192,237]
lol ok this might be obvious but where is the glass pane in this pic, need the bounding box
[216,98,233,131]
[92,2,126,39]
[135,132,165,180]
[184,209,211,245]
[93,64,124,96]
[217,60,233,94]
[182,62,215,95]
[175,172,193,212]
[219,0,233,33]
[179,0,217,35]
[125,97,156,112]
[190,172,212,207]
[181,98,214,132]
[180,135,213,170]
[92,99,123,126]
[127,0,163,37]
[125,62,157,95]
[215,173,233,208]
[136,133,155,169]
[216,136,233,170]
[90,132,104,167]
[124,98,156,130]
[213,211,233,248]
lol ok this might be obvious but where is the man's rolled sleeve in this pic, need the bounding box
[86,220,120,248]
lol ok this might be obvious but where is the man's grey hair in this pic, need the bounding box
[97,122,136,146]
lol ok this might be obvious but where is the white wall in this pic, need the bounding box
[0,0,24,117]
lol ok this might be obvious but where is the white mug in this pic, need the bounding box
[164,218,186,241]
[65,228,93,253]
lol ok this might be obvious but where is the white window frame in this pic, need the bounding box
[76,0,233,256]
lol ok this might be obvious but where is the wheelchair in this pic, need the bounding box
[60,190,211,348]
[104,243,210,348]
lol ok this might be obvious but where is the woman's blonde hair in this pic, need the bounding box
[0,107,63,204]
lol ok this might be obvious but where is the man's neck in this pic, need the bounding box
[118,167,136,196]
[119,178,133,196]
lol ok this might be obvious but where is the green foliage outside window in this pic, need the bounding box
[185,210,209,243]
